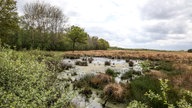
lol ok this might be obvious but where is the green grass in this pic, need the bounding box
[105,68,119,77]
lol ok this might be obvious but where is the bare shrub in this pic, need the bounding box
[129,61,134,67]
[102,83,125,107]
[104,61,111,66]
[90,73,112,89]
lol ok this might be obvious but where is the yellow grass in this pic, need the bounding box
[64,50,192,63]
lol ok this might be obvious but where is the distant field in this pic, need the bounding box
[64,50,192,63]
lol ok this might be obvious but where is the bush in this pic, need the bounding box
[129,61,134,67]
[127,100,148,108]
[75,61,88,66]
[103,83,124,101]
[104,61,111,66]
[0,48,74,107]
[105,68,118,77]
[188,49,192,53]
[130,76,161,104]
[88,57,94,63]
[79,88,92,99]
[74,74,94,88]
[121,69,142,80]
[90,73,113,89]
[155,61,173,71]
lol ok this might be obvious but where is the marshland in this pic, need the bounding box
[1,0,192,108]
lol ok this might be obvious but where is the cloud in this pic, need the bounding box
[140,0,192,20]
[16,0,192,50]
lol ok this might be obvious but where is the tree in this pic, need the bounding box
[0,0,19,45]
[21,1,68,50]
[66,25,88,51]
[98,38,110,50]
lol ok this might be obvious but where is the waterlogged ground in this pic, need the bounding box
[57,57,143,108]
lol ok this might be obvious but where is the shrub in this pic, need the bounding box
[125,59,130,63]
[127,100,148,108]
[90,73,113,89]
[140,60,152,72]
[74,74,94,88]
[88,57,94,63]
[155,61,173,71]
[102,83,124,107]
[129,61,134,67]
[75,61,88,66]
[188,49,192,53]
[104,61,111,66]
[121,71,133,80]
[145,79,190,108]
[121,69,142,80]
[129,76,161,103]
[171,72,192,90]
[0,48,74,107]
[79,88,92,99]
[105,68,118,77]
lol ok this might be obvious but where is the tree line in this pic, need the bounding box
[0,0,110,51]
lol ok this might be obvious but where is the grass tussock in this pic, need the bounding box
[103,83,124,101]
[171,72,192,90]
[90,73,113,89]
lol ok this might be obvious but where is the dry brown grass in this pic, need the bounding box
[171,72,192,90]
[103,83,124,100]
[146,70,167,79]
[64,50,192,90]
[90,73,112,88]
[64,50,192,63]
[172,63,192,73]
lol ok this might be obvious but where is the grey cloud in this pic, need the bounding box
[144,21,187,35]
[86,27,124,42]
[141,0,192,20]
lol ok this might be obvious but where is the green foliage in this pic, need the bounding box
[127,100,148,108]
[0,48,74,107]
[66,25,88,51]
[0,0,19,46]
[129,76,162,105]
[155,61,173,71]
[140,60,152,72]
[188,49,192,53]
[145,79,192,108]
[105,68,118,77]
[0,1,110,51]
[74,74,94,88]
[97,38,110,50]
[121,69,141,80]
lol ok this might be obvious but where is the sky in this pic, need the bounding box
[16,0,192,50]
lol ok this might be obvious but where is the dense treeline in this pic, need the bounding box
[0,0,109,51]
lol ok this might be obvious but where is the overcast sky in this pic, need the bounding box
[16,0,192,50]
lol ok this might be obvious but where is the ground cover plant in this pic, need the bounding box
[0,47,74,107]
